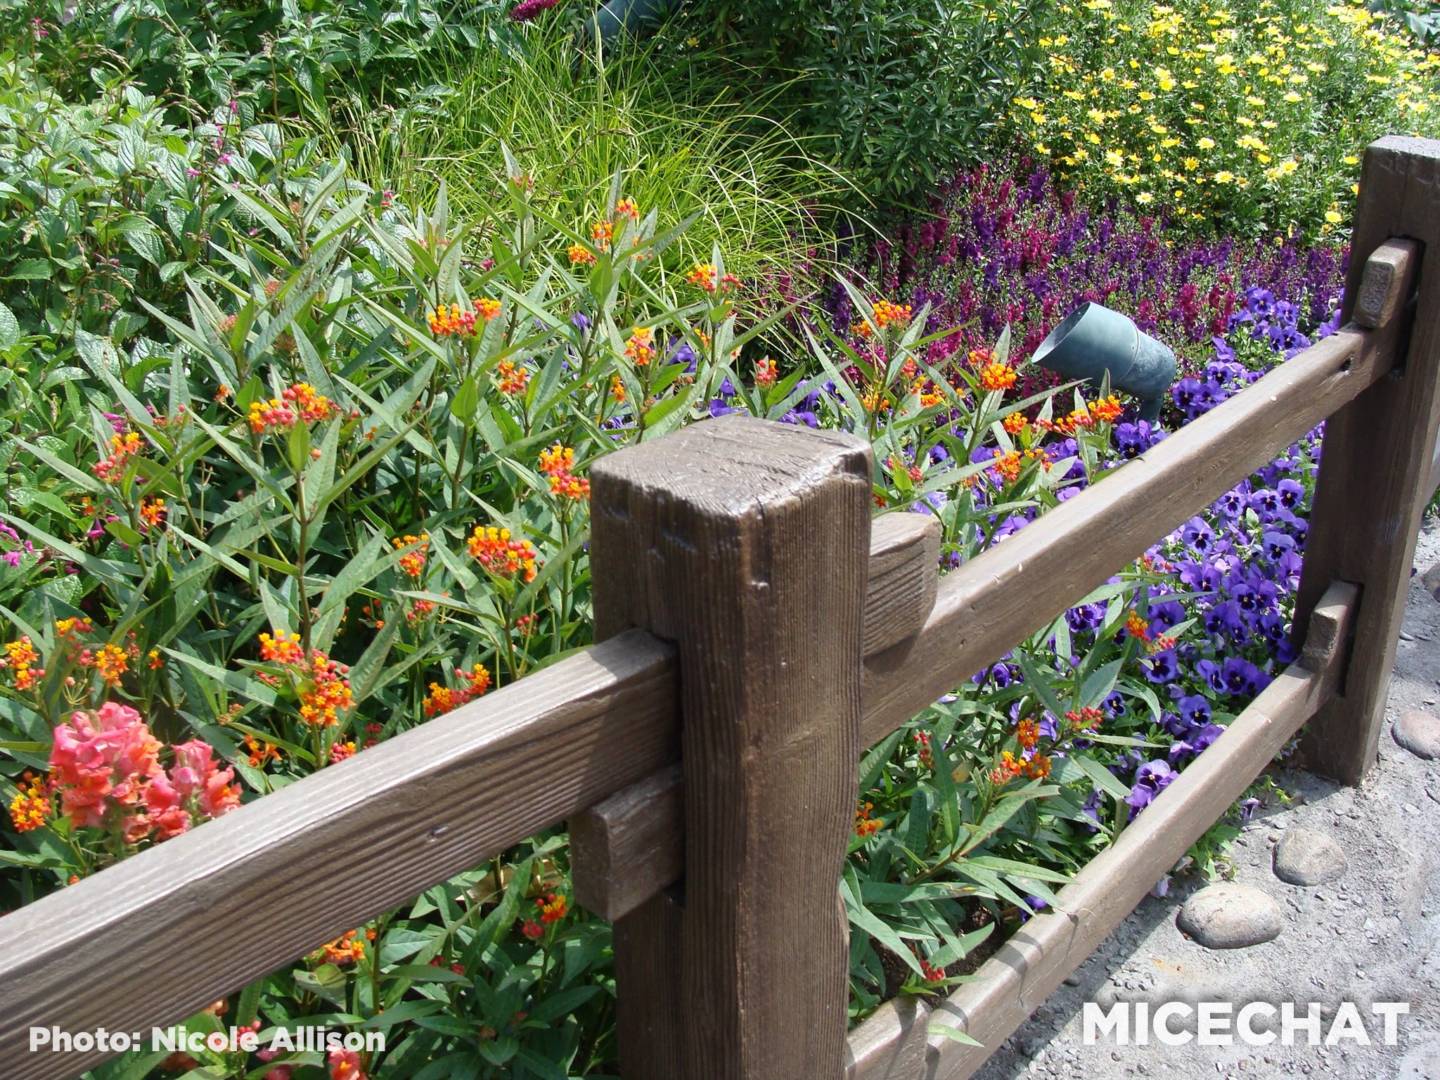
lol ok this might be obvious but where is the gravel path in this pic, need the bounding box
[976,516,1440,1080]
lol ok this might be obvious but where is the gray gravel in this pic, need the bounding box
[976,517,1440,1080]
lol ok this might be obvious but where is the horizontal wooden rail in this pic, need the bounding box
[847,581,1358,1079]
[0,509,941,1077]
[0,631,680,1079]
[860,239,1415,747]
[568,241,1417,921]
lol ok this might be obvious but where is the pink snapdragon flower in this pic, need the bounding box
[48,704,241,843]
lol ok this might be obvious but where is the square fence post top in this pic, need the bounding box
[1368,134,1440,167]
[590,414,872,514]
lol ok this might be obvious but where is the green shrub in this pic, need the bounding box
[659,0,1051,202]
[1009,0,1440,237]
[14,0,516,116]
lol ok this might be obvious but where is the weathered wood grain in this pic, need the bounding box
[913,583,1356,1079]
[570,764,683,921]
[0,631,678,1079]
[865,513,941,656]
[861,237,1416,748]
[1295,137,1440,785]
[590,414,872,1080]
[571,511,939,922]
[1430,433,1440,501]
[845,996,933,1080]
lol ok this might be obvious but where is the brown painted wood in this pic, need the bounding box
[865,513,941,656]
[570,764,683,921]
[571,512,939,922]
[1429,433,1440,501]
[1296,136,1440,785]
[861,238,1415,748]
[912,583,1356,1078]
[845,996,932,1080]
[589,413,872,1080]
[0,631,678,1080]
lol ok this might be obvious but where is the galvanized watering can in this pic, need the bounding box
[591,0,680,42]
[1032,302,1176,421]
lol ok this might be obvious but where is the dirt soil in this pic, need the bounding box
[976,516,1440,1080]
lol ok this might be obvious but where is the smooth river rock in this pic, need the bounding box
[1394,709,1440,760]
[1177,883,1284,949]
[1273,827,1348,886]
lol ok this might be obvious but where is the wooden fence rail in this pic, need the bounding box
[1,134,1437,1080]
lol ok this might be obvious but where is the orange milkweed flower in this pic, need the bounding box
[978,362,1018,393]
[624,327,655,366]
[467,526,539,583]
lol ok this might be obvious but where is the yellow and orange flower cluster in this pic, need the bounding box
[244,733,282,769]
[989,448,1049,485]
[316,929,366,966]
[538,444,590,501]
[428,298,502,336]
[495,361,529,396]
[259,628,306,665]
[685,262,743,294]
[1038,396,1125,436]
[248,383,338,435]
[93,432,144,484]
[139,496,167,531]
[991,749,1052,784]
[422,663,493,718]
[754,357,778,387]
[568,243,597,267]
[93,643,129,687]
[8,771,49,833]
[978,361,1019,393]
[259,629,354,727]
[624,327,655,366]
[852,299,913,338]
[392,534,429,580]
[467,526,539,583]
[536,890,569,924]
[1,636,43,691]
[854,800,884,837]
[299,652,354,727]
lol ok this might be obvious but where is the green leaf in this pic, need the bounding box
[0,301,19,347]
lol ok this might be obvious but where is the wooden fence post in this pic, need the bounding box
[588,414,872,1079]
[1295,135,1440,784]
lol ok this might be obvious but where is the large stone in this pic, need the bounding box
[1177,883,1284,950]
[1421,560,1440,603]
[1394,709,1440,760]
[1273,827,1348,886]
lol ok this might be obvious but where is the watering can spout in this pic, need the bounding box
[1033,302,1176,422]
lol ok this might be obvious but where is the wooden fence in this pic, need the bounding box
[1,134,1438,1080]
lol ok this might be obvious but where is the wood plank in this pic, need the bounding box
[590,414,872,1080]
[918,583,1356,1078]
[1429,433,1440,502]
[571,513,938,921]
[864,513,941,656]
[861,237,1415,747]
[570,764,683,921]
[0,631,678,1080]
[1295,136,1440,785]
[845,996,932,1080]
